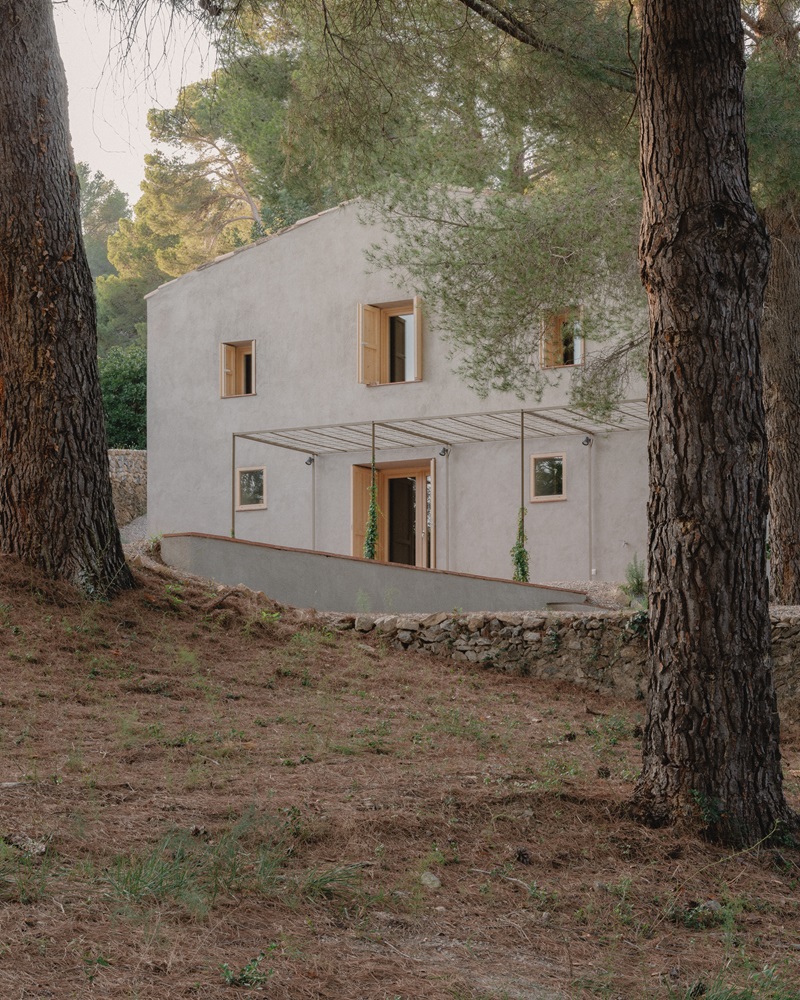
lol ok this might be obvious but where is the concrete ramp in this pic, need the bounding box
[160,533,587,614]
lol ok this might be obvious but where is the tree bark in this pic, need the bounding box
[0,0,133,595]
[762,203,800,604]
[756,3,800,604]
[634,0,793,843]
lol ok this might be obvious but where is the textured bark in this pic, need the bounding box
[634,0,793,843]
[0,1,133,595]
[762,205,800,604]
[756,4,800,604]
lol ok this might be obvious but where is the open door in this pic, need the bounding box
[352,460,435,567]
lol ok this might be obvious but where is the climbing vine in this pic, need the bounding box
[510,506,530,582]
[363,462,379,560]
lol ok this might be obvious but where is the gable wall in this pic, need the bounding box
[147,203,647,584]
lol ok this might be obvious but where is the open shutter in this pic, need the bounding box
[540,313,561,368]
[222,343,236,396]
[413,295,423,381]
[377,472,389,562]
[358,304,381,384]
[352,464,373,557]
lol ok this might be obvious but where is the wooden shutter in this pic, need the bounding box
[540,313,562,368]
[413,296,423,381]
[351,464,373,557]
[222,343,236,396]
[358,304,381,384]
[377,472,389,562]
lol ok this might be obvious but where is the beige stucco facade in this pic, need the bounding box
[147,201,647,584]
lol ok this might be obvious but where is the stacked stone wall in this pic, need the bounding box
[328,609,800,708]
[108,450,147,527]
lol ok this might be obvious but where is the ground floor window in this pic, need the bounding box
[237,466,266,509]
[531,454,565,501]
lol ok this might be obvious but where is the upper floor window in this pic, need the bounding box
[540,309,583,369]
[221,340,255,397]
[358,297,423,385]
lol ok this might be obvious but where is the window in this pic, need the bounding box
[236,467,266,510]
[357,297,423,385]
[540,309,583,369]
[221,340,255,397]
[531,454,565,501]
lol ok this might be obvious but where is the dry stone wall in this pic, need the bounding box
[108,450,147,527]
[327,609,800,709]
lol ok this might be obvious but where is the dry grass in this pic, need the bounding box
[0,553,798,999]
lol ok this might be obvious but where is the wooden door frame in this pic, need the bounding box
[351,459,435,567]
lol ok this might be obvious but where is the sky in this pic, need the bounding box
[54,0,219,205]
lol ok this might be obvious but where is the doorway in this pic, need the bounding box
[352,460,435,567]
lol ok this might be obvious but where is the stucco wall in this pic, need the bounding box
[109,449,147,527]
[147,202,648,583]
[161,532,587,614]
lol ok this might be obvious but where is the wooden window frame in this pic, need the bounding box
[539,308,584,370]
[221,340,256,397]
[530,453,566,502]
[236,466,267,510]
[357,297,423,386]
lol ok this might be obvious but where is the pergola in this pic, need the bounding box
[230,399,648,567]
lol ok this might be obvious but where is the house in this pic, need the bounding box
[146,201,647,588]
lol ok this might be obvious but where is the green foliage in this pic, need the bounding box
[621,553,647,606]
[626,608,649,638]
[220,948,274,988]
[365,167,646,402]
[284,0,635,194]
[95,274,150,354]
[747,41,800,207]
[98,345,147,449]
[301,862,364,898]
[363,465,379,560]
[76,162,130,279]
[102,808,295,917]
[510,506,530,583]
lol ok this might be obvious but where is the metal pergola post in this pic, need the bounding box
[231,433,237,538]
[520,409,525,513]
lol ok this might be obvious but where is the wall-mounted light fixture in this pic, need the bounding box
[305,456,314,466]
[439,446,450,457]
[582,436,593,447]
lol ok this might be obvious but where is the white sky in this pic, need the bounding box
[54,0,219,205]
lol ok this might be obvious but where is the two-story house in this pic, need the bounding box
[146,201,647,586]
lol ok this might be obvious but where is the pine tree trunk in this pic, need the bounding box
[0,0,133,595]
[634,0,792,843]
[762,204,800,605]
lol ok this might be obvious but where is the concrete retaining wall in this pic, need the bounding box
[330,609,800,709]
[109,450,147,527]
[161,532,586,613]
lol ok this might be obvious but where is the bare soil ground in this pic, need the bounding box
[0,553,799,1000]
